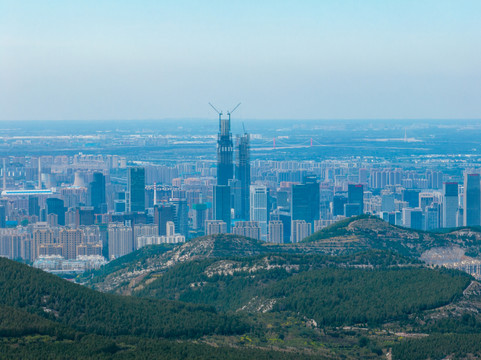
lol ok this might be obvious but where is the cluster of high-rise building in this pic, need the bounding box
[3,119,481,271]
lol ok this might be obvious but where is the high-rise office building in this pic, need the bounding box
[127,167,145,213]
[249,185,268,239]
[28,196,40,217]
[235,133,250,220]
[402,189,421,208]
[345,203,362,218]
[443,182,458,228]
[171,198,189,238]
[464,173,480,227]
[46,198,65,226]
[425,204,440,231]
[419,192,435,211]
[381,193,395,212]
[346,184,363,216]
[192,203,207,230]
[291,175,319,232]
[89,172,106,214]
[77,207,95,226]
[154,204,175,236]
[402,208,423,230]
[0,205,6,228]
[332,195,347,217]
[213,185,231,232]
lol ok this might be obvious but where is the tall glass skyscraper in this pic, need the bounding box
[249,185,268,240]
[89,172,106,214]
[46,198,65,226]
[464,173,480,227]
[127,167,145,213]
[171,198,189,238]
[154,204,175,236]
[346,184,364,217]
[291,175,320,232]
[443,182,458,228]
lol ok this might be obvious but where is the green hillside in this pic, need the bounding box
[135,252,469,326]
[2,246,480,358]
[0,257,246,339]
[137,250,419,311]
[392,333,481,360]
[266,267,471,326]
[86,216,481,296]
[0,303,76,339]
[303,215,481,257]
[0,306,321,360]
[0,257,329,359]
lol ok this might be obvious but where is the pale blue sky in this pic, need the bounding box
[1,1,480,121]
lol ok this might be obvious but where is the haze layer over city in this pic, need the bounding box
[2,1,481,359]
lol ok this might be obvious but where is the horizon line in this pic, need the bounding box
[1,118,481,122]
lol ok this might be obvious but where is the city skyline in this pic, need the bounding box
[3,2,481,358]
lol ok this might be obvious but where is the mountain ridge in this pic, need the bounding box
[87,216,481,294]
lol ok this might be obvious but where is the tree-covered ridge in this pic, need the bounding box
[392,333,481,360]
[85,233,282,293]
[0,304,76,339]
[1,250,480,359]
[0,257,247,339]
[137,250,418,310]
[266,268,471,326]
[86,216,481,296]
[135,250,470,328]
[0,334,326,360]
[302,215,481,258]
[0,303,324,360]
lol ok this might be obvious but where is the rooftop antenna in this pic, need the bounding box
[242,122,246,135]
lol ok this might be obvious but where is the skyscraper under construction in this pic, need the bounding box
[235,133,250,220]
[216,108,234,186]
[210,103,246,233]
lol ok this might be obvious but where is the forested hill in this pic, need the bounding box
[86,216,481,295]
[303,215,481,257]
[87,233,282,293]
[0,257,246,339]
[0,300,320,360]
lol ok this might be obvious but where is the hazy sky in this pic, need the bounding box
[1,1,480,121]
